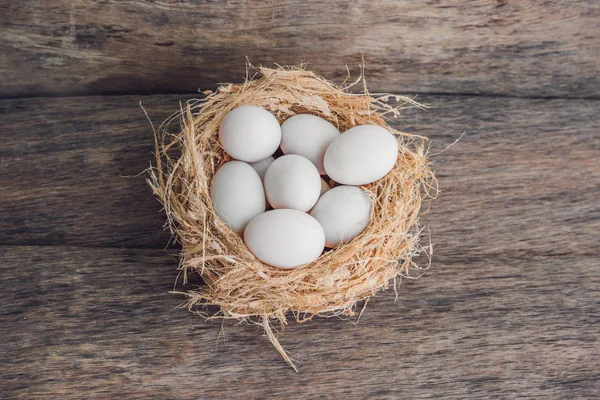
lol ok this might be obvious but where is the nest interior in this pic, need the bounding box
[148,65,436,370]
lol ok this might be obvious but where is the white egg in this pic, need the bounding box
[210,161,266,233]
[244,209,325,269]
[323,124,398,185]
[264,154,321,212]
[219,105,281,162]
[310,185,372,247]
[281,114,340,174]
[320,178,331,196]
[249,156,275,181]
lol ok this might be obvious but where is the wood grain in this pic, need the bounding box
[1,0,599,98]
[1,246,598,399]
[0,95,173,248]
[1,94,598,256]
[1,82,599,397]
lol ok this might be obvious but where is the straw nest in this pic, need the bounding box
[148,65,437,370]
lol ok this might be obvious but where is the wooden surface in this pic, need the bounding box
[1,94,599,254]
[1,0,600,98]
[1,247,598,399]
[1,0,600,398]
[1,94,599,398]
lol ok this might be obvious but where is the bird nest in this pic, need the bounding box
[148,65,437,370]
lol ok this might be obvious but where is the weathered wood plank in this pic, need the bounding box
[0,94,173,248]
[1,1,599,98]
[1,94,598,255]
[1,246,598,399]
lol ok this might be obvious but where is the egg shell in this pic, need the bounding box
[219,105,281,162]
[249,156,275,181]
[310,185,372,247]
[281,114,340,174]
[320,178,331,196]
[323,124,399,185]
[244,209,325,269]
[264,154,321,212]
[210,161,266,233]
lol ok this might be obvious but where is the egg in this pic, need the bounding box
[249,156,275,181]
[310,185,372,247]
[320,178,331,196]
[323,124,398,185]
[219,105,281,162]
[264,154,321,212]
[210,161,266,233]
[244,209,325,269]
[281,114,340,174]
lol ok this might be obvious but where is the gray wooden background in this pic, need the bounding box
[1,1,599,399]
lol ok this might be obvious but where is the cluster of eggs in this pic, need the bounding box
[211,105,399,269]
